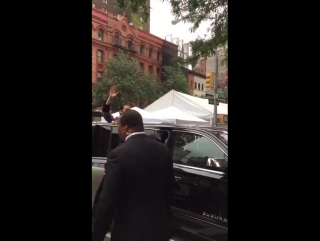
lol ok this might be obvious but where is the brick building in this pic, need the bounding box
[193,58,206,75]
[206,44,228,99]
[92,7,176,87]
[92,0,150,32]
[181,68,206,96]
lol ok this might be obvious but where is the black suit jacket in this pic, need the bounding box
[92,134,175,241]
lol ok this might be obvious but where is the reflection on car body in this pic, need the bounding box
[92,122,228,241]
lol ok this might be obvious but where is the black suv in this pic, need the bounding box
[92,122,228,241]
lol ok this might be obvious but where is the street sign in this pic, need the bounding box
[206,94,214,99]
[208,98,219,105]
[206,93,214,105]
[217,97,227,103]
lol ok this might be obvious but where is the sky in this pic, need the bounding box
[149,0,212,49]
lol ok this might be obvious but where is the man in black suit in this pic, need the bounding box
[92,110,175,241]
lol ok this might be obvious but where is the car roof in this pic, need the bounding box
[92,121,227,131]
[92,121,178,128]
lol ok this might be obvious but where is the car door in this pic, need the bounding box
[170,130,228,241]
[170,131,201,219]
[92,124,113,157]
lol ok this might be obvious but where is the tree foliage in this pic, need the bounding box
[175,0,228,66]
[160,66,189,95]
[131,13,148,30]
[93,50,158,109]
[92,50,190,109]
[114,0,228,66]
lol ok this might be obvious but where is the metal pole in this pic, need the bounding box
[213,14,218,127]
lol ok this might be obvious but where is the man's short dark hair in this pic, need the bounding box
[119,110,144,132]
[119,104,125,111]
[119,104,130,111]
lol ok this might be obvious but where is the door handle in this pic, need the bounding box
[175,176,181,181]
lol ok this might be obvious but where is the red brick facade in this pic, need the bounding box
[193,58,206,75]
[188,73,194,95]
[92,8,165,87]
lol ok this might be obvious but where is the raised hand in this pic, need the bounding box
[109,85,119,98]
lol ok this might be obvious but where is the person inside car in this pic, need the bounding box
[112,103,131,124]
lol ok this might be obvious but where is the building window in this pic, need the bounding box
[98,50,103,63]
[149,65,153,74]
[226,70,228,76]
[157,51,161,61]
[198,83,200,90]
[201,84,204,90]
[114,33,119,45]
[97,72,102,83]
[140,45,144,55]
[128,38,133,50]
[98,29,103,41]
[156,68,160,78]
[226,79,228,83]
[140,62,144,71]
[149,48,153,58]
[194,82,197,89]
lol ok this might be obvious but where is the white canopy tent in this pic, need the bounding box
[145,90,228,121]
[179,92,228,114]
[148,106,209,126]
[101,107,163,123]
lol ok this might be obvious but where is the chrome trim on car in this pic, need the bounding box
[172,210,228,230]
[173,163,224,175]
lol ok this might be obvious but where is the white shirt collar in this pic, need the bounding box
[125,132,145,141]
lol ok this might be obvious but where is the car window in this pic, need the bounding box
[145,129,169,144]
[92,163,105,168]
[92,125,113,157]
[172,131,228,170]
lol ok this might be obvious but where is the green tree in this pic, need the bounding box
[114,0,228,66]
[131,13,148,30]
[160,65,189,95]
[93,50,159,109]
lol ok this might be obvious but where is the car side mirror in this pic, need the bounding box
[206,158,228,168]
